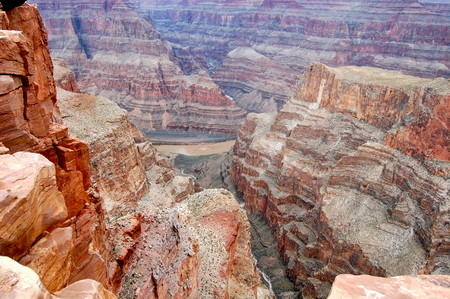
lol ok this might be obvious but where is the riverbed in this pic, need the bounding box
[155,140,236,156]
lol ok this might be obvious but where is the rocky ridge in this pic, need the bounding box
[232,62,450,297]
[31,0,247,136]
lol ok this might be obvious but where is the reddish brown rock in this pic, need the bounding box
[0,256,53,299]
[0,152,67,260]
[213,47,300,112]
[53,58,80,93]
[328,274,450,299]
[19,227,74,293]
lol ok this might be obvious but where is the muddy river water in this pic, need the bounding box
[155,140,236,156]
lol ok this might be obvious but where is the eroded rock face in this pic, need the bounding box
[32,0,247,136]
[0,256,117,299]
[232,62,450,297]
[0,152,67,260]
[328,274,450,299]
[0,4,110,292]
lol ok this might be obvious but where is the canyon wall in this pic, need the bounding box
[31,0,247,136]
[232,62,450,298]
[132,0,450,109]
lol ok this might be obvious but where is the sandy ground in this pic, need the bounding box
[156,140,236,156]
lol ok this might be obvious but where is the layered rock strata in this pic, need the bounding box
[232,62,450,298]
[32,0,247,136]
[213,47,300,112]
[135,0,450,106]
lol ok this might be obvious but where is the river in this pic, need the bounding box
[155,140,236,156]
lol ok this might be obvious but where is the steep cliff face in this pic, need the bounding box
[32,0,247,136]
[232,62,450,298]
[0,4,111,291]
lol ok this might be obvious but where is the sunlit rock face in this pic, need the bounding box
[328,274,450,299]
[31,0,247,136]
[232,62,450,298]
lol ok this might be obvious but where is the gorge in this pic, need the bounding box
[1,0,450,299]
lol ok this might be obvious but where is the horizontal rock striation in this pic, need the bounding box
[32,0,247,136]
[232,62,450,298]
[135,0,450,105]
[212,47,300,112]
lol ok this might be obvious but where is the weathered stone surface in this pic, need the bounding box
[0,256,52,299]
[328,274,450,299]
[53,58,79,93]
[33,0,247,136]
[6,3,60,123]
[232,63,450,298]
[57,87,149,217]
[55,279,117,299]
[138,0,450,81]
[0,152,67,260]
[179,189,261,299]
[19,227,74,293]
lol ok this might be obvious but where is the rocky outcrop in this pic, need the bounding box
[232,62,450,297]
[0,3,110,293]
[0,256,117,299]
[213,47,300,112]
[0,152,67,260]
[33,0,247,136]
[179,189,261,299]
[328,274,450,299]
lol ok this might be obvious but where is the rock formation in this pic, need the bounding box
[0,4,111,292]
[328,274,450,299]
[232,62,450,298]
[0,256,117,299]
[32,0,247,136]
[133,0,450,110]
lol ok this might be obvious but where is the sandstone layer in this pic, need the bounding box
[232,62,450,298]
[32,0,247,136]
[0,256,117,299]
[328,274,450,299]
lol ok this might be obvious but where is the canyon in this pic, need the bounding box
[0,3,264,299]
[1,1,450,299]
[132,0,450,110]
[232,62,450,297]
[31,0,248,136]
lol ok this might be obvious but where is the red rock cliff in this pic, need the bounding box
[232,62,450,298]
